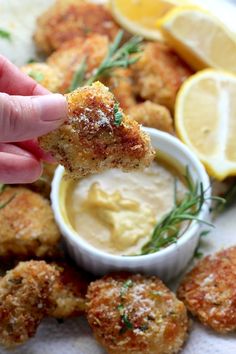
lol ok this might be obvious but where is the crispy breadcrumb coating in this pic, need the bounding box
[0,261,59,347]
[39,82,155,179]
[132,42,193,111]
[34,0,120,54]
[20,63,63,92]
[127,101,174,134]
[87,273,189,354]
[0,261,89,347]
[178,246,236,333]
[0,187,60,259]
[102,68,137,111]
[49,262,89,318]
[47,35,109,93]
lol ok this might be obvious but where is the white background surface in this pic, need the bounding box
[0,0,236,353]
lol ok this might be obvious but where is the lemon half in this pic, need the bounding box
[175,69,236,180]
[158,6,236,73]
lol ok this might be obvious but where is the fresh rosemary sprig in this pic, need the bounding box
[141,169,224,255]
[70,30,143,90]
[86,30,142,86]
[0,29,11,41]
[69,57,87,92]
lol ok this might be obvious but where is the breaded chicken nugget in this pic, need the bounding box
[0,260,89,347]
[127,101,174,134]
[132,42,193,111]
[0,261,59,347]
[20,63,63,92]
[102,68,137,111]
[39,82,155,179]
[178,246,236,333]
[47,35,109,93]
[0,187,60,259]
[49,262,89,318]
[87,273,189,354]
[34,0,120,54]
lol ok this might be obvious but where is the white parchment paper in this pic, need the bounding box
[0,0,235,353]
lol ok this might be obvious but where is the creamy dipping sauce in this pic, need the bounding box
[63,157,187,256]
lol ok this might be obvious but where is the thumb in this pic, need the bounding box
[0,93,67,143]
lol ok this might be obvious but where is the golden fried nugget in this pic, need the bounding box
[20,63,63,92]
[47,35,109,93]
[102,68,137,111]
[0,260,89,347]
[178,247,236,333]
[127,100,174,134]
[34,0,120,54]
[87,273,189,354]
[49,262,89,318]
[0,261,59,347]
[132,42,193,111]
[39,82,155,179]
[0,187,60,259]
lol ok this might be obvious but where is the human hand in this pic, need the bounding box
[0,55,67,184]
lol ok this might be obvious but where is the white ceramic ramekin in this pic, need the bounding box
[51,128,211,282]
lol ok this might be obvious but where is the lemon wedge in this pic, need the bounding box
[158,6,236,73]
[175,69,236,180]
[109,0,190,41]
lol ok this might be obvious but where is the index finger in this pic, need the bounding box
[0,55,50,96]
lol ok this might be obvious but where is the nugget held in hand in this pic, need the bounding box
[0,187,60,260]
[87,273,189,354]
[178,246,236,333]
[0,261,59,347]
[39,82,155,179]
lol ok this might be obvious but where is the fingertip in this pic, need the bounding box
[34,93,68,123]
[0,146,43,184]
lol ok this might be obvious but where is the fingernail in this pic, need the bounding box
[33,94,68,122]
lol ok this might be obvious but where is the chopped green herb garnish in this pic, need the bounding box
[121,314,133,330]
[114,102,123,126]
[0,29,11,40]
[28,71,44,82]
[69,57,87,92]
[141,167,224,255]
[120,279,133,297]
